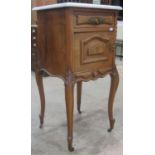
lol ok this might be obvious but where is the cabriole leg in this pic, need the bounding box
[107,66,119,132]
[35,71,45,128]
[65,83,75,152]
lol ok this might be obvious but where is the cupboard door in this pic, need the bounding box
[74,32,115,72]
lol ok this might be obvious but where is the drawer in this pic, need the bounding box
[74,32,115,72]
[73,12,115,30]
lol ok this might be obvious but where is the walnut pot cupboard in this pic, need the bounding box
[33,3,122,152]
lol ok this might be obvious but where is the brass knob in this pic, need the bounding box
[109,27,114,32]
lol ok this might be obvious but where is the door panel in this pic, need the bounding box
[74,32,115,72]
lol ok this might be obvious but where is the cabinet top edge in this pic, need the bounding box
[32,2,122,11]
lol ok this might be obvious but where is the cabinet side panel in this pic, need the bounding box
[37,9,66,76]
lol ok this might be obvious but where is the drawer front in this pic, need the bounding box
[73,11,115,30]
[74,32,115,72]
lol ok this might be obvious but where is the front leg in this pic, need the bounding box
[65,82,75,152]
[35,71,45,128]
[107,65,119,132]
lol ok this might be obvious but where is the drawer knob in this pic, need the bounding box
[109,27,114,32]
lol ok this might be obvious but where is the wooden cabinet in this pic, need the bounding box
[33,3,121,152]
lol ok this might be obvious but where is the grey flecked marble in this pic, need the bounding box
[31,58,123,155]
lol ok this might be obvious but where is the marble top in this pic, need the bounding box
[33,2,122,11]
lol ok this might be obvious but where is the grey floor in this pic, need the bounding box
[31,58,123,155]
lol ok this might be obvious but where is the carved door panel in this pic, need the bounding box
[74,32,115,72]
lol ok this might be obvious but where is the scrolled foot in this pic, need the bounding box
[68,145,75,152]
[107,128,113,132]
[78,108,82,114]
[39,114,44,128]
[107,119,115,132]
[39,123,43,129]
[67,136,74,152]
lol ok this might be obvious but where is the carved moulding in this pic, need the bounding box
[36,67,118,85]
[74,68,113,82]
[36,68,66,81]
